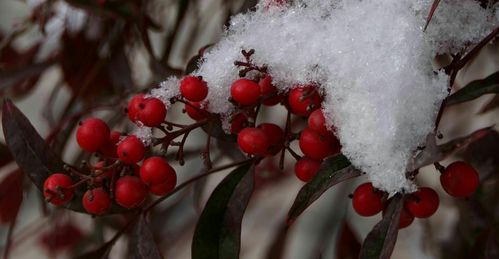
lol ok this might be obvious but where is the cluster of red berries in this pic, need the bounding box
[43,97,177,215]
[351,161,479,229]
[179,50,341,183]
[230,77,341,181]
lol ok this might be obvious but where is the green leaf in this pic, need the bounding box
[192,164,255,259]
[446,71,499,106]
[359,194,403,259]
[287,154,361,224]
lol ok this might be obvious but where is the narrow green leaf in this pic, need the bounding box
[130,215,163,259]
[447,71,499,105]
[359,194,403,259]
[192,164,254,259]
[287,154,361,224]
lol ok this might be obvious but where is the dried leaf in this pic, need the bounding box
[192,164,255,259]
[287,154,360,224]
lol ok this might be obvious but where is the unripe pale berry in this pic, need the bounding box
[82,188,111,215]
[405,187,439,218]
[440,161,479,198]
[352,182,385,217]
[180,76,208,102]
[76,118,110,152]
[231,79,261,106]
[287,85,322,116]
[115,176,147,209]
[137,98,167,127]
[43,174,74,206]
[117,135,145,164]
[237,127,269,156]
[140,157,176,186]
[294,157,321,182]
[299,127,340,160]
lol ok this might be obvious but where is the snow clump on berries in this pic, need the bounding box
[152,0,497,193]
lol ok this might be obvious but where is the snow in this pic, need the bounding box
[148,0,497,193]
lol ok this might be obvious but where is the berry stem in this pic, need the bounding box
[144,157,257,212]
[279,110,292,170]
[434,162,446,174]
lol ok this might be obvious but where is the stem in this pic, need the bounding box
[286,147,302,161]
[279,111,292,170]
[144,158,256,212]
[434,162,446,173]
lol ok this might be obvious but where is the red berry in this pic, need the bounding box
[352,182,385,217]
[259,75,282,106]
[231,79,260,106]
[294,157,321,182]
[230,113,248,134]
[43,174,74,206]
[140,157,176,187]
[117,135,145,164]
[308,109,330,135]
[127,94,145,122]
[76,118,110,152]
[137,98,166,127]
[82,188,111,215]
[405,187,439,218]
[440,161,479,198]
[94,161,115,185]
[237,127,269,156]
[185,102,207,121]
[257,123,284,155]
[299,127,340,160]
[180,76,209,102]
[101,131,121,158]
[287,85,322,116]
[114,176,147,209]
[149,179,177,196]
[398,207,415,229]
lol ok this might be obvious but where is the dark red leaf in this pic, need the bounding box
[192,164,255,259]
[2,99,64,191]
[359,194,404,259]
[40,222,83,254]
[423,0,442,31]
[407,127,493,171]
[287,154,360,224]
[130,215,163,259]
[0,142,13,168]
[336,221,361,259]
[463,130,499,177]
[0,169,23,224]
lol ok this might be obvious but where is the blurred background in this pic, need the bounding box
[0,0,499,258]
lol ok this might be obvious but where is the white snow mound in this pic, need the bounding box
[154,0,498,193]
